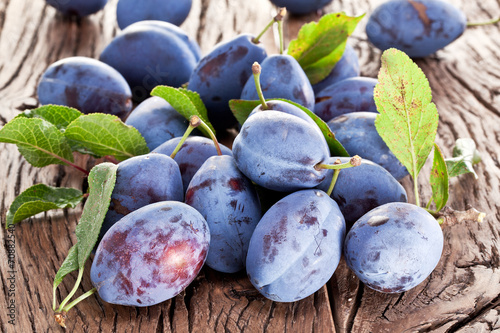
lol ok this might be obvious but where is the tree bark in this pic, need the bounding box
[1,0,499,332]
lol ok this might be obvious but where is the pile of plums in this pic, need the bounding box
[39,0,459,306]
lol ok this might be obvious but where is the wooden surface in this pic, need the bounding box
[1,0,500,332]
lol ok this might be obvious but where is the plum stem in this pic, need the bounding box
[61,288,97,313]
[252,62,269,110]
[170,116,201,159]
[56,268,84,313]
[316,155,361,170]
[197,117,224,156]
[467,17,500,27]
[326,168,341,196]
[253,7,287,43]
[276,7,286,54]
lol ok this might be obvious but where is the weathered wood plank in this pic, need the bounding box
[0,0,499,332]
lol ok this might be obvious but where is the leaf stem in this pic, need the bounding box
[413,176,420,207]
[170,116,201,159]
[467,17,500,27]
[252,62,269,110]
[61,288,97,313]
[57,268,84,313]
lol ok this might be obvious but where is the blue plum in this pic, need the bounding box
[37,57,132,120]
[188,34,267,130]
[185,155,261,273]
[46,0,108,17]
[366,0,467,58]
[135,21,201,61]
[314,77,378,122]
[317,157,407,228]
[312,43,360,94]
[241,54,315,112]
[268,0,333,15]
[344,202,443,293]
[91,201,210,306]
[327,112,409,180]
[246,189,345,302]
[100,21,198,101]
[99,153,183,242]
[248,100,320,133]
[117,0,192,29]
[153,136,232,193]
[125,96,189,150]
[232,111,330,192]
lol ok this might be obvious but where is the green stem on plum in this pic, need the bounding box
[326,169,341,197]
[318,156,361,196]
[56,268,84,313]
[276,7,286,54]
[253,21,274,44]
[253,7,286,43]
[169,116,201,159]
[467,17,500,27]
[315,155,362,171]
[252,62,269,110]
[196,117,224,156]
[61,288,97,313]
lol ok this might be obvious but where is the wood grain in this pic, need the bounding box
[1,0,499,332]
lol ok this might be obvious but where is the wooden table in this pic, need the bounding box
[1,0,499,331]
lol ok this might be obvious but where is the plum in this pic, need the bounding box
[91,201,210,306]
[99,153,183,243]
[117,0,192,29]
[134,21,201,61]
[327,112,409,180]
[246,189,345,302]
[232,111,330,192]
[317,157,407,228]
[187,34,267,131]
[344,202,443,293]
[268,0,333,15]
[312,43,360,94]
[37,57,132,120]
[314,77,378,122]
[46,0,108,17]
[100,21,198,102]
[247,100,320,133]
[153,136,232,193]
[125,96,189,150]
[185,155,261,273]
[241,54,315,111]
[366,0,467,58]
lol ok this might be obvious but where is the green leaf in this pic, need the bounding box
[302,42,346,84]
[0,117,75,167]
[75,162,118,268]
[64,114,149,161]
[53,244,79,292]
[445,138,481,179]
[6,184,83,228]
[287,13,364,84]
[229,99,261,126]
[151,86,216,136]
[17,105,82,131]
[430,143,449,213]
[228,98,349,157]
[374,48,439,181]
